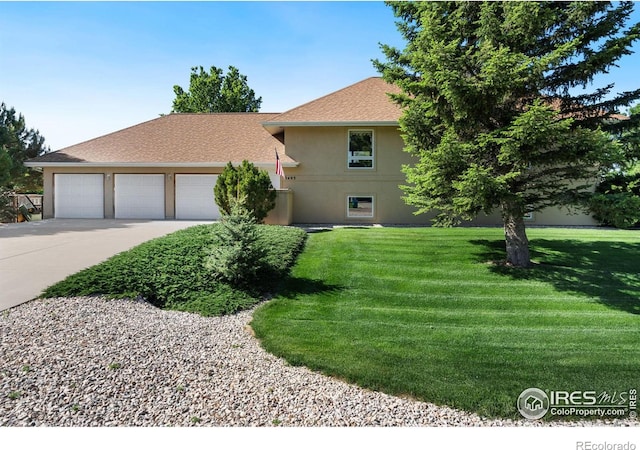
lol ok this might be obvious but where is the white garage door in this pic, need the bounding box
[54,174,104,218]
[175,174,220,220]
[114,174,165,219]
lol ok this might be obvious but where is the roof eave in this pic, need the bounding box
[24,161,299,168]
[263,120,399,128]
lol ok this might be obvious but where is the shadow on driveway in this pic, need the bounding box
[0,219,198,238]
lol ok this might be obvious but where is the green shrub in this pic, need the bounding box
[256,224,308,281]
[590,172,640,228]
[43,223,307,316]
[590,192,640,229]
[167,285,258,316]
[206,205,267,290]
[214,160,276,223]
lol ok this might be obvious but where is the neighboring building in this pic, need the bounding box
[25,77,598,226]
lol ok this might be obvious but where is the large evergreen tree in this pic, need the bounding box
[172,65,262,113]
[375,1,640,267]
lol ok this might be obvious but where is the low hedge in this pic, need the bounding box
[42,224,307,316]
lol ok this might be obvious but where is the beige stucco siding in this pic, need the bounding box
[283,126,412,176]
[281,125,598,226]
[282,126,432,224]
[468,207,598,227]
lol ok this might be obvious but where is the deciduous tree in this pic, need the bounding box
[172,65,262,113]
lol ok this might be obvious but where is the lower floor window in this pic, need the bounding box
[347,196,374,218]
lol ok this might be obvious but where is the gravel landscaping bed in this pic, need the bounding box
[0,296,636,427]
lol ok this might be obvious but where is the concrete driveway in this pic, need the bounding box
[0,219,209,311]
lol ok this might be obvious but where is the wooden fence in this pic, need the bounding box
[9,194,43,222]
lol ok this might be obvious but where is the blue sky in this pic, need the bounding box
[1,1,639,151]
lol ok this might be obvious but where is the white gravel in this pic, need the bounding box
[0,296,636,427]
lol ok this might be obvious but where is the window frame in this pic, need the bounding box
[347,129,375,170]
[346,195,375,219]
[524,205,534,221]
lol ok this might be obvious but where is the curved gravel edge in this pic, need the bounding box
[0,296,636,427]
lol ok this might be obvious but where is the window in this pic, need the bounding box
[347,196,374,218]
[524,206,534,221]
[348,130,373,169]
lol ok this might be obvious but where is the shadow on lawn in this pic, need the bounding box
[471,238,640,314]
[276,275,343,299]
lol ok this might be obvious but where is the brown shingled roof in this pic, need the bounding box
[264,77,402,126]
[27,77,403,167]
[29,113,292,166]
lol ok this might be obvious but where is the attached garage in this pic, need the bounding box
[114,174,165,219]
[54,174,104,218]
[175,174,220,220]
[26,113,296,224]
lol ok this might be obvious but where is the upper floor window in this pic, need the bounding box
[348,130,374,169]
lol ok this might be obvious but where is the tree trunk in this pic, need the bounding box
[502,209,531,268]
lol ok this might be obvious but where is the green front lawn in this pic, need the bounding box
[251,227,640,419]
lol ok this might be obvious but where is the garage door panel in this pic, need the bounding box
[115,174,165,219]
[54,174,104,218]
[175,174,220,220]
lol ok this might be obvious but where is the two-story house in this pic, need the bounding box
[25,77,597,226]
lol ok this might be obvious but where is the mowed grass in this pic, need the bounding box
[251,227,640,419]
